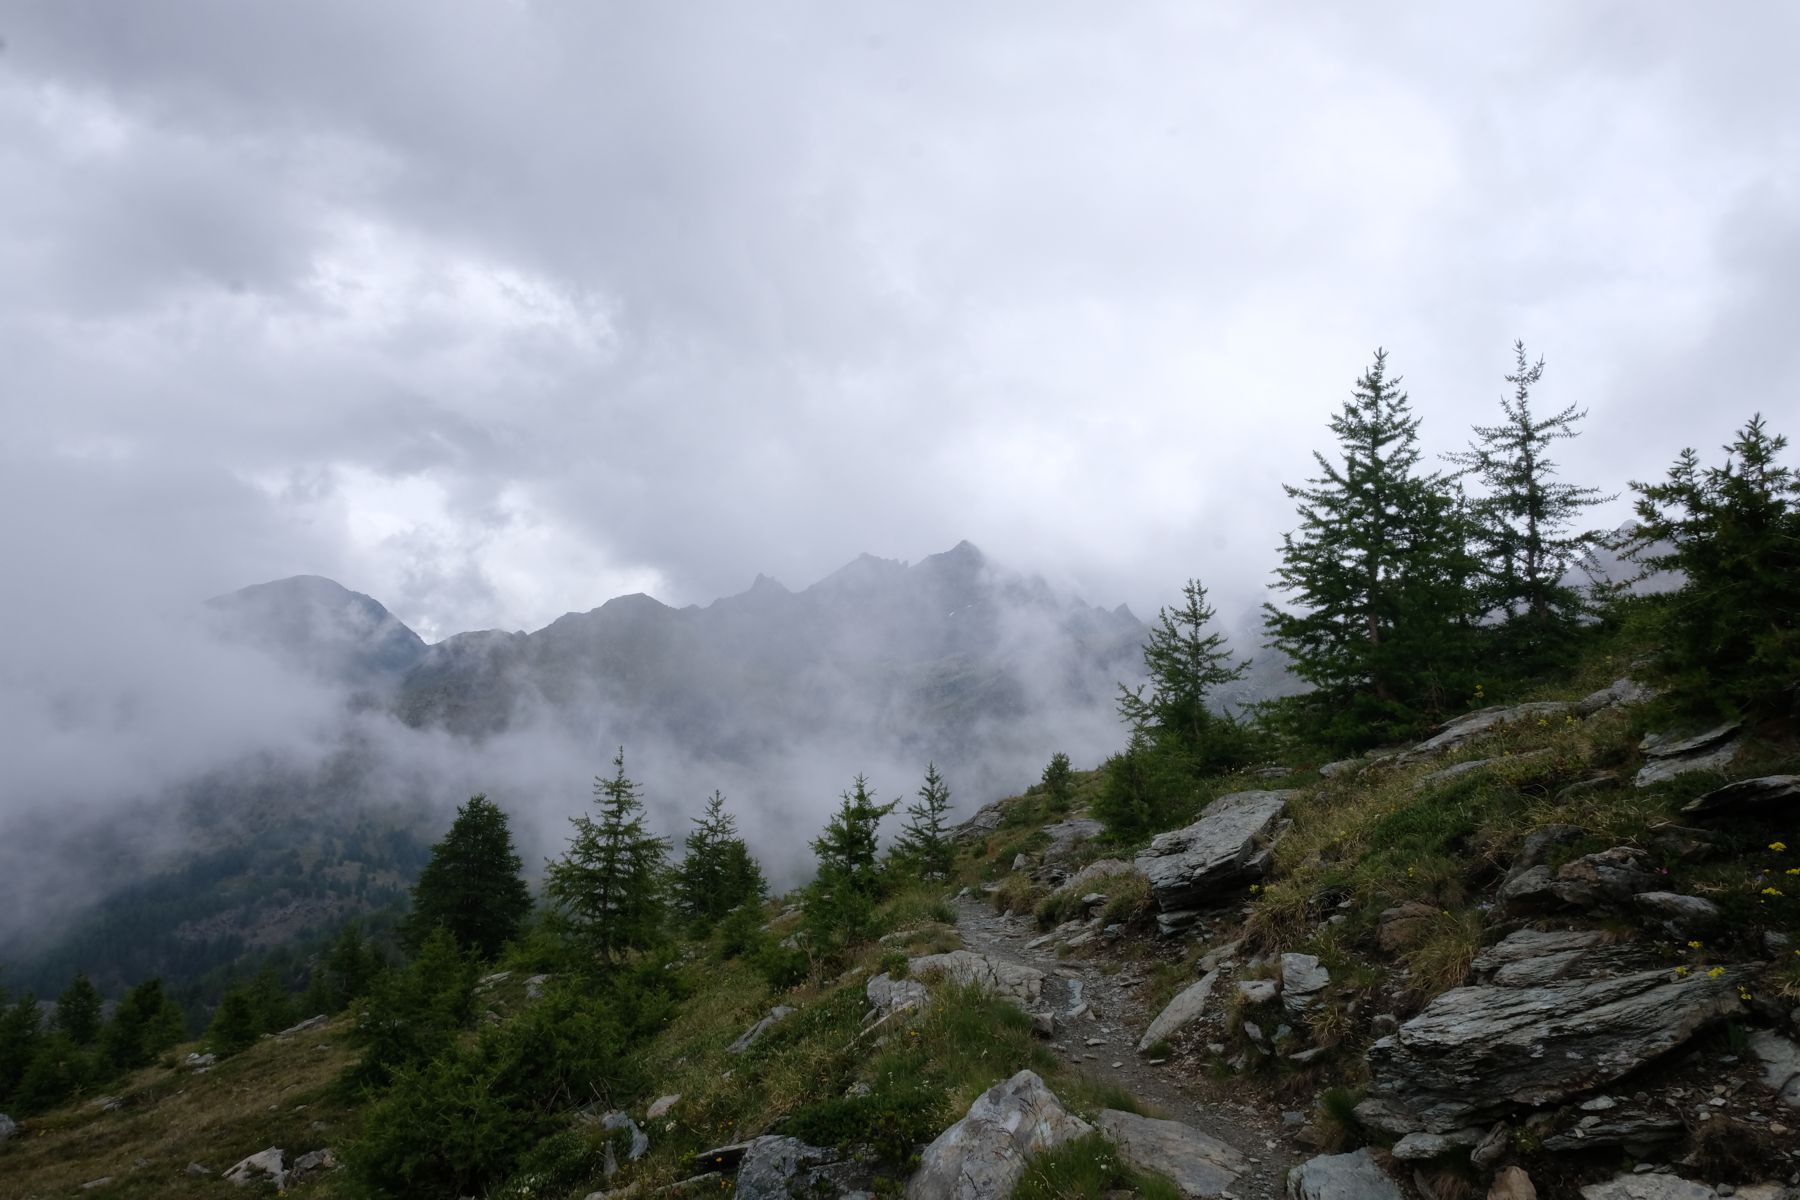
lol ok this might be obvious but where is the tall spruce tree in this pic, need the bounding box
[889,763,954,881]
[55,972,103,1046]
[806,775,897,948]
[1264,349,1480,747]
[675,791,766,930]
[1625,413,1800,715]
[545,749,670,965]
[402,794,534,961]
[1446,340,1609,655]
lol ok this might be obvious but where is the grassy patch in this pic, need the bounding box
[1011,1131,1182,1200]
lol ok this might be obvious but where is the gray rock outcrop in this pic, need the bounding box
[1496,847,1661,917]
[735,1135,860,1200]
[1400,703,1571,763]
[1749,1029,1800,1107]
[908,951,1044,1006]
[728,1005,796,1053]
[868,973,930,1018]
[1096,1108,1246,1197]
[224,1148,286,1189]
[1576,678,1657,716]
[1280,953,1329,1016]
[1040,818,1105,863]
[1052,858,1143,898]
[1681,774,1800,819]
[1580,1175,1718,1200]
[600,1110,649,1175]
[1135,790,1296,912]
[1631,892,1725,939]
[1285,1148,1401,1200]
[1361,965,1747,1134]
[1137,969,1219,1053]
[1635,722,1743,788]
[906,1070,1092,1200]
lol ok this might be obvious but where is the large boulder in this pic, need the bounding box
[1285,1148,1402,1199]
[734,1135,863,1200]
[1681,774,1800,820]
[906,1070,1092,1200]
[908,951,1043,1006]
[1361,965,1747,1134]
[224,1148,286,1189]
[1137,969,1219,1053]
[1497,847,1661,917]
[1135,791,1296,912]
[1095,1108,1245,1197]
[1040,818,1105,864]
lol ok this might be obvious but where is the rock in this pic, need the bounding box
[1581,1174,1718,1200]
[1255,766,1295,779]
[224,1147,287,1189]
[1135,790,1296,912]
[955,801,1007,841]
[1514,824,1586,871]
[276,1014,328,1037]
[647,1093,682,1121]
[1362,965,1748,1134]
[1157,910,1206,938]
[1577,678,1657,716]
[1401,703,1571,763]
[80,1178,113,1190]
[908,951,1044,1006]
[906,1070,1092,1200]
[735,1135,854,1200]
[1748,1030,1800,1107]
[183,1051,218,1070]
[1682,775,1800,820]
[1391,1129,1483,1160]
[1032,1011,1057,1038]
[0,1113,14,1145]
[1199,940,1242,972]
[526,973,552,999]
[1041,818,1105,864]
[292,1148,337,1179]
[90,1095,123,1112]
[600,1111,650,1174]
[868,973,931,1018]
[1635,723,1744,788]
[1281,953,1329,1016]
[1238,978,1281,1005]
[1378,901,1440,952]
[478,970,512,986]
[694,1140,756,1173]
[728,1005,796,1053]
[1540,1108,1684,1154]
[1138,970,1220,1053]
[1096,1108,1246,1197]
[1469,1123,1509,1169]
[186,1162,212,1177]
[1498,848,1660,916]
[1286,1147,1402,1199]
[1489,1167,1539,1200]
[1318,759,1361,779]
[1470,928,1616,986]
[1632,893,1726,939]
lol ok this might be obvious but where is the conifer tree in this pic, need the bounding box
[402,794,534,961]
[1264,349,1480,747]
[545,749,670,966]
[890,763,955,881]
[0,992,42,1099]
[206,982,261,1057]
[1118,578,1251,768]
[55,972,103,1046]
[1446,341,1609,649]
[806,775,898,948]
[1625,413,1800,714]
[1040,752,1074,810]
[675,791,766,930]
[100,978,185,1070]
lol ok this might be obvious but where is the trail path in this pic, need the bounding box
[954,897,1303,1200]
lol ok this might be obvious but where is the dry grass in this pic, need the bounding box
[0,1020,360,1199]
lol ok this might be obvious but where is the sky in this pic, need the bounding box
[3,2,1796,644]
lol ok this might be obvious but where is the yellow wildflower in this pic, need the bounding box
[1686,940,1703,950]
[1673,965,1690,978]
[1773,841,1789,853]
[1762,886,1784,897]
[1707,966,1726,978]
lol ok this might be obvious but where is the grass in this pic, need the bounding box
[0,1019,361,1199]
[1011,1131,1182,1200]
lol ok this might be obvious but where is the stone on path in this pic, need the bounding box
[908,950,1043,1006]
[1096,1108,1246,1197]
[1488,1166,1538,1200]
[1137,969,1219,1053]
[1285,1148,1402,1200]
[906,1070,1091,1200]
[1135,790,1296,912]
[1580,1174,1718,1200]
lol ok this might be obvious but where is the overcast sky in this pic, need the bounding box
[3,2,1796,641]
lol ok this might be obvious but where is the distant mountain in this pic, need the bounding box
[206,575,428,686]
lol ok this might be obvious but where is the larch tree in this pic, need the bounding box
[402,793,534,962]
[1117,577,1251,767]
[806,775,897,948]
[890,763,955,881]
[1264,349,1480,747]
[545,749,670,966]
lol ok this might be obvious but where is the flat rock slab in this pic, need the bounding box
[1681,774,1800,819]
[1748,1029,1800,1107]
[1362,965,1747,1133]
[1581,1175,1718,1200]
[1137,969,1219,1053]
[224,1148,286,1189]
[909,951,1044,1006]
[906,1070,1091,1200]
[1096,1108,1246,1197]
[728,1005,796,1054]
[1641,722,1742,760]
[734,1135,856,1200]
[1135,790,1296,912]
[1401,703,1570,763]
[1041,818,1105,862]
[1285,1148,1401,1200]
[1635,740,1742,788]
